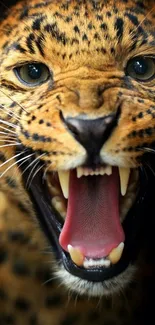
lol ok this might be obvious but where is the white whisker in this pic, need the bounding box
[0,153,35,178]
[0,125,16,134]
[0,140,19,143]
[22,153,45,176]
[0,143,20,148]
[0,151,23,169]
[43,163,52,181]
[0,105,21,120]
[27,163,45,189]
[143,147,155,154]
[0,89,28,114]
[0,118,17,129]
[25,153,45,187]
[0,131,17,137]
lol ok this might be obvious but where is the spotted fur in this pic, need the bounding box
[0,0,154,324]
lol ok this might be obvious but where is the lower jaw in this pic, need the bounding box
[17,149,149,283]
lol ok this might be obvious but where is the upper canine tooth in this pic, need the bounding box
[58,171,70,199]
[68,245,84,266]
[119,168,130,196]
[108,242,124,264]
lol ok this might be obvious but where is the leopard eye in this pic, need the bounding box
[14,63,50,86]
[126,56,155,81]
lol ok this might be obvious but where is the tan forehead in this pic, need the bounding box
[1,0,155,72]
[5,0,154,34]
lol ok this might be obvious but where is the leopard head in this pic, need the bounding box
[0,0,155,297]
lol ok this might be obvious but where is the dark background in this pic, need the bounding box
[0,0,20,18]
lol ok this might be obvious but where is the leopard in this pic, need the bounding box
[0,0,155,324]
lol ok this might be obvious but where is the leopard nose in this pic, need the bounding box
[62,114,117,162]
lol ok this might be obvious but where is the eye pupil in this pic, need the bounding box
[132,58,148,75]
[28,64,42,80]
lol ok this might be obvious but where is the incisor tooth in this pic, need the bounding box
[77,166,113,177]
[68,245,84,267]
[77,167,83,178]
[108,242,124,264]
[58,171,70,199]
[105,166,112,175]
[119,168,130,196]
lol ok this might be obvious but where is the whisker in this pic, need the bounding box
[145,161,155,177]
[0,134,17,139]
[11,155,34,179]
[143,147,155,154]
[0,89,28,114]
[0,118,17,129]
[0,153,35,179]
[130,6,155,37]
[0,143,20,148]
[25,154,45,187]
[0,125,16,134]
[0,109,20,122]
[0,104,23,121]
[42,275,60,286]
[0,139,19,143]
[21,153,45,177]
[27,163,46,189]
[0,131,17,137]
[43,163,53,181]
[0,151,24,169]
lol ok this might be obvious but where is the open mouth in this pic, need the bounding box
[17,146,147,283]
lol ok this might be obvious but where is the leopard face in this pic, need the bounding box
[0,0,155,297]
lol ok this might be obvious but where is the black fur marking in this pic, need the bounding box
[32,16,45,31]
[0,289,8,301]
[32,133,52,143]
[35,268,53,285]
[15,298,31,311]
[35,35,45,57]
[45,295,63,308]
[61,314,80,325]
[74,25,80,34]
[29,314,38,325]
[0,250,8,264]
[1,313,15,325]
[137,112,143,119]
[0,152,6,162]
[26,33,35,54]
[14,43,27,54]
[125,13,139,26]
[44,24,68,45]
[12,260,31,276]
[8,231,29,244]
[115,18,124,39]
[20,7,29,20]
[5,177,17,189]
[100,23,108,30]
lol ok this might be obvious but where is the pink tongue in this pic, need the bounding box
[59,169,125,258]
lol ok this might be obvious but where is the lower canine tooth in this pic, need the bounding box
[108,242,124,264]
[68,245,84,267]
